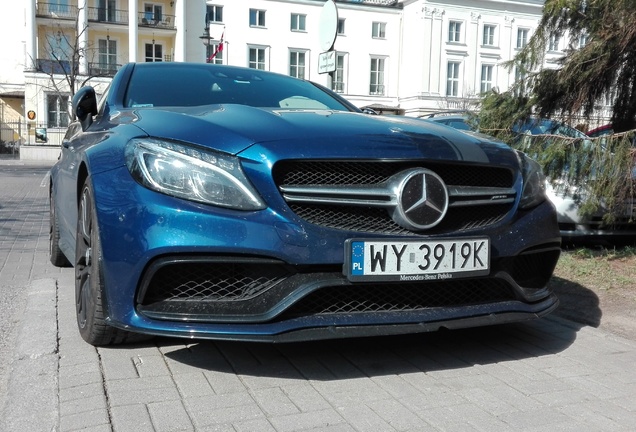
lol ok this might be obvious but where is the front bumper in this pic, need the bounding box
[548,188,636,243]
[92,167,561,342]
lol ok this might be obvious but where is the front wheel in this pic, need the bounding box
[75,178,143,346]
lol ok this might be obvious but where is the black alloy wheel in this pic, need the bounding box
[75,178,128,346]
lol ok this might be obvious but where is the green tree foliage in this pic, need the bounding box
[477,1,636,224]
[513,0,636,132]
[480,91,636,223]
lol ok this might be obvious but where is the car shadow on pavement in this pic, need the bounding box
[549,276,602,328]
[158,316,586,379]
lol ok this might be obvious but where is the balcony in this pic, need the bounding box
[138,12,175,29]
[88,62,122,77]
[36,2,78,19]
[87,7,129,25]
[37,59,78,75]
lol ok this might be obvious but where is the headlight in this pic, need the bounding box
[126,138,265,210]
[518,151,547,209]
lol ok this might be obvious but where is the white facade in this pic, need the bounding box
[399,0,545,116]
[201,0,403,110]
[0,0,552,153]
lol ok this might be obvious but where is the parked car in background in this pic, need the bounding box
[587,124,614,138]
[512,118,590,140]
[49,63,561,346]
[422,113,636,243]
[419,111,475,131]
[513,118,636,243]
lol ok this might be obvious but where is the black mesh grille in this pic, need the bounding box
[141,262,292,304]
[273,161,514,188]
[498,248,561,289]
[135,257,540,323]
[289,203,511,235]
[280,279,516,318]
[273,160,515,234]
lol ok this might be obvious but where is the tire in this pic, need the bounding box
[49,189,71,267]
[75,178,148,346]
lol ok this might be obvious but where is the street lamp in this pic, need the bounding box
[199,21,212,48]
[200,21,225,64]
[199,21,214,63]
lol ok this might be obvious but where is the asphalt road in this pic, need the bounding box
[1,159,636,431]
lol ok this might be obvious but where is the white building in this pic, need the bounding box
[0,0,550,158]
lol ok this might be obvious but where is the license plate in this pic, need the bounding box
[345,238,490,282]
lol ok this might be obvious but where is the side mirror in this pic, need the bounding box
[73,86,98,131]
[361,107,379,115]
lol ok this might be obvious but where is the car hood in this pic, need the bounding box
[128,105,519,167]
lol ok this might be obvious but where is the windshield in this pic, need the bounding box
[522,119,588,139]
[124,64,351,111]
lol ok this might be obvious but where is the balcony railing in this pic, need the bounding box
[36,2,78,19]
[87,7,129,25]
[138,12,175,29]
[37,59,78,75]
[37,4,175,29]
[88,62,122,77]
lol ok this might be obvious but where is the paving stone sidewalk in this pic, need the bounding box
[2,160,636,431]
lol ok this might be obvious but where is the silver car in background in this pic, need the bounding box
[423,113,636,244]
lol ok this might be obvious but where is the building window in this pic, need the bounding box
[206,42,223,64]
[145,43,162,62]
[97,0,116,22]
[333,53,347,93]
[291,13,306,31]
[46,32,72,62]
[337,18,345,35]
[548,33,561,51]
[49,0,70,15]
[449,21,462,43]
[249,9,266,27]
[483,24,495,46]
[289,50,307,79]
[47,95,69,128]
[446,61,460,96]
[98,38,117,73]
[207,5,223,23]
[143,3,162,23]
[372,22,386,39]
[249,47,267,70]
[480,64,493,93]
[369,57,385,95]
[517,28,529,49]
[514,65,527,96]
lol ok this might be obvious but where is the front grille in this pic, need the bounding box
[274,161,513,188]
[135,251,559,323]
[274,160,516,235]
[290,203,511,234]
[139,259,295,305]
[279,279,516,318]
[498,247,561,289]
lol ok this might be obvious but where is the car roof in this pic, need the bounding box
[587,124,613,137]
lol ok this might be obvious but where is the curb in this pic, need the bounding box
[2,279,59,432]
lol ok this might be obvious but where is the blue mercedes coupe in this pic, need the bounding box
[49,62,561,346]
